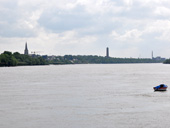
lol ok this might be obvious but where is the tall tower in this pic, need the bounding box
[24,42,29,55]
[152,51,153,59]
[106,47,109,57]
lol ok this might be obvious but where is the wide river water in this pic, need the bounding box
[1,64,170,128]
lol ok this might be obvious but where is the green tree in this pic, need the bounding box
[0,51,18,66]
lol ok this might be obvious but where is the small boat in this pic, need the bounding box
[153,84,168,91]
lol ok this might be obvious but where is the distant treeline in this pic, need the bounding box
[0,51,166,67]
[50,55,164,64]
[0,51,47,66]
[163,59,170,64]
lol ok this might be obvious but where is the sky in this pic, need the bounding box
[0,0,170,58]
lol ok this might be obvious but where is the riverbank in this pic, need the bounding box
[0,51,167,67]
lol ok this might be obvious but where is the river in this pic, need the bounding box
[0,64,170,128]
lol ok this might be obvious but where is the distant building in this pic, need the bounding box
[106,47,109,57]
[153,56,166,61]
[151,51,166,61]
[24,42,29,55]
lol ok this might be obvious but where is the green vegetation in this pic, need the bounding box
[49,55,164,64]
[0,51,18,66]
[0,51,165,67]
[0,51,47,67]
[163,59,170,64]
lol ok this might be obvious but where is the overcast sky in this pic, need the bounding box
[1,0,170,58]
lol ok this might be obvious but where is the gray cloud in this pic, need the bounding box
[0,0,38,38]
[38,6,94,32]
[1,0,170,57]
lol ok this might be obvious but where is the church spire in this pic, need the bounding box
[24,42,29,55]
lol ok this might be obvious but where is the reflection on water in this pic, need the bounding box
[0,64,170,128]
